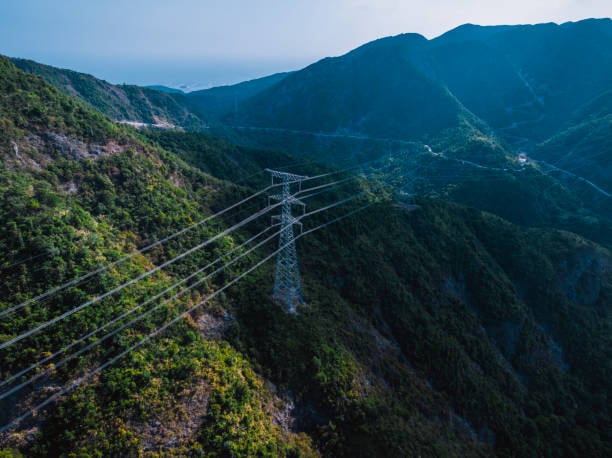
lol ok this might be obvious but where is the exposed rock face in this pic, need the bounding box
[128,381,210,451]
[269,385,296,432]
[197,311,235,341]
[46,132,128,161]
[1,131,132,171]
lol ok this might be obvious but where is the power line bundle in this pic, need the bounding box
[0,162,382,433]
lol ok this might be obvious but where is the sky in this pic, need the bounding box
[1,0,610,89]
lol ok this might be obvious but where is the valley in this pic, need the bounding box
[0,16,611,458]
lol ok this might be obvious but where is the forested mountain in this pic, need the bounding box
[13,19,610,192]
[426,19,612,143]
[203,19,612,252]
[533,90,612,193]
[0,56,318,456]
[186,72,291,120]
[228,33,486,143]
[10,58,207,130]
[0,18,611,458]
[212,19,611,215]
[222,19,611,147]
[146,85,185,94]
[9,57,290,131]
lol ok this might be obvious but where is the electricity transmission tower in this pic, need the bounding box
[266,169,308,313]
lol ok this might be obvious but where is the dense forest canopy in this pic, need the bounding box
[0,17,611,457]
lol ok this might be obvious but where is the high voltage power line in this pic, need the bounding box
[0,149,505,431]
[0,155,389,323]
[0,191,369,404]
[0,181,365,397]
[0,172,377,380]
[0,196,373,433]
[0,225,279,400]
[267,169,308,312]
[0,171,334,319]
[0,153,391,320]
[0,178,354,350]
[0,150,510,328]
[0,203,278,349]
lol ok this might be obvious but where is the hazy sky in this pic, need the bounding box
[1,0,610,88]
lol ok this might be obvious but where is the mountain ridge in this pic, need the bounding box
[186,71,291,119]
[1,21,612,457]
[218,17,611,149]
[10,57,207,130]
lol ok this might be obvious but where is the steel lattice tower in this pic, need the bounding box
[266,169,308,313]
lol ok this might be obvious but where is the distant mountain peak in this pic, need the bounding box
[433,17,612,44]
[433,23,514,43]
[349,32,428,55]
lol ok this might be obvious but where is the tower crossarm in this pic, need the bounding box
[271,215,303,230]
[268,194,306,207]
[265,168,309,182]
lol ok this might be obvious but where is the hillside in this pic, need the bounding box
[0,56,318,456]
[1,54,611,457]
[10,57,207,130]
[428,19,612,144]
[200,19,612,253]
[10,19,609,182]
[532,89,612,195]
[217,19,611,165]
[228,33,487,143]
[146,85,185,94]
[229,198,612,457]
[223,19,611,143]
[187,72,290,120]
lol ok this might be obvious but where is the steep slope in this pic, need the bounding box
[221,19,611,152]
[1,55,612,458]
[146,85,185,94]
[143,129,317,188]
[10,57,207,130]
[210,19,612,252]
[534,114,612,193]
[378,149,612,250]
[531,90,612,196]
[0,57,122,154]
[229,33,486,143]
[187,72,290,119]
[0,56,316,456]
[428,19,612,144]
[228,199,612,457]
